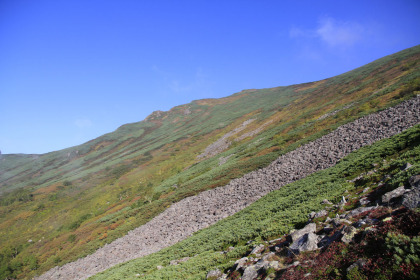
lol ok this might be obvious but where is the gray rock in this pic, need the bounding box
[382,186,408,203]
[409,175,420,189]
[315,209,328,218]
[332,217,351,227]
[321,199,333,205]
[402,162,413,170]
[206,269,223,279]
[268,238,282,244]
[290,223,316,242]
[309,210,328,220]
[359,197,370,205]
[261,252,276,261]
[402,188,420,209]
[250,244,265,256]
[263,260,279,270]
[341,226,357,244]
[286,261,301,268]
[402,175,420,209]
[345,206,377,219]
[347,259,367,272]
[289,232,318,255]
[234,257,248,270]
[242,265,260,280]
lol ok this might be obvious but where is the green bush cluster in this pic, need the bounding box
[386,233,420,265]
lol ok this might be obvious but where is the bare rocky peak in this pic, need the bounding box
[145,110,165,121]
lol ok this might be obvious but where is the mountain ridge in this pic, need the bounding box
[0,45,419,279]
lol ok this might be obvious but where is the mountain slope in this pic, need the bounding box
[0,45,420,279]
[90,120,420,280]
[38,96,420,280]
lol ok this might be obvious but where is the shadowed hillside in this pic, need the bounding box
[0,45,419,279]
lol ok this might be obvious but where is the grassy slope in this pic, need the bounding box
[0,45,419,279]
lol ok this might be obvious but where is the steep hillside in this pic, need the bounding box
[90,121,420,280]
[0,45,419,279]
[38,96,420,280]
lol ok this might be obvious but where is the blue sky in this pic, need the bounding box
[1,0,419,154]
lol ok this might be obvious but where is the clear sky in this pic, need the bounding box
[1,0,419,154]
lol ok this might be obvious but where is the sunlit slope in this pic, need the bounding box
[0,45,419,279]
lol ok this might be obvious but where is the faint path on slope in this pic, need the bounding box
[36,96,420,280]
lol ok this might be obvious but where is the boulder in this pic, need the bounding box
[409,175,420,189]
[261,252,276,261]
[263,260,280,270]
[289,232,318,255]
[402,188,420,209]
[309,210,328,220]
[381,186,408,203]
[402,162,413,170]
[290,223,316,242]
[341,226,357,244]
[234,257,248,270]
[250,244,265,256]
[242,265,260,280]
[206,269,223,279]
[345,206,376,219]
[359,197,370,205]
[401,175,420,209]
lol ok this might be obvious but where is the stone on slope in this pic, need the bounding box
[401,175,420,209]
[381,186,408,203]
[290,223,316,242]
[345,206,377,219]
[289,232,319,255]
[206,269,222,279]
[341,226,357,244]
[242,264,260,280]
[409,175,420,189]
[402,188,420,209]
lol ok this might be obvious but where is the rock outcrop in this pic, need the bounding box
[208,174,420,280]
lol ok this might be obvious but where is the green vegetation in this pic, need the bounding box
[0,45,419,279]
[386,232,420,266]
